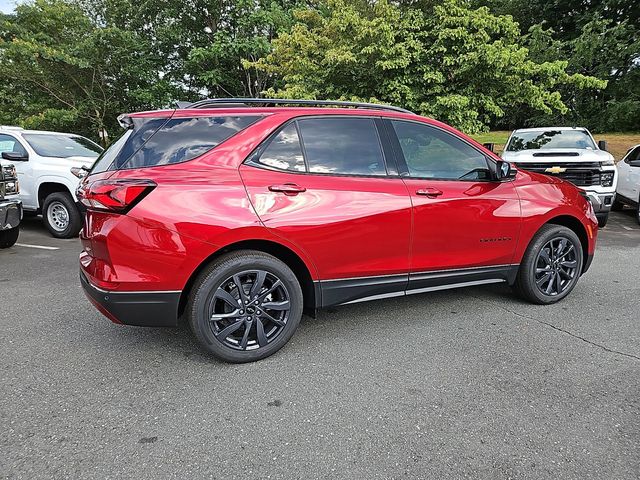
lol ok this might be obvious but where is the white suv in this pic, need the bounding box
[501,127,617,228]
[0,126,102,238]
[613,144,640,224]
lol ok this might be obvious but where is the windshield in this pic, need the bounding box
[22,134,103,158]
[506,130,596,151]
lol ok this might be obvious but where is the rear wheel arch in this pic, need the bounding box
[178,239,317,319]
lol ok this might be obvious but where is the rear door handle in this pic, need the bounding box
[416,187,443,198]
[268,183,307,195]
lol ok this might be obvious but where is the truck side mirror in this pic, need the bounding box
[597,140,608,151]
[1,151,29,162]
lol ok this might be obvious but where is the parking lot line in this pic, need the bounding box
[15,243,59,250]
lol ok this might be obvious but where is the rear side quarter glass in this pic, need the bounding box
[120,116,262,170]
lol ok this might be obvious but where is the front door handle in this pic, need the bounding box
[416,187,443,198]
[268,183,307,195]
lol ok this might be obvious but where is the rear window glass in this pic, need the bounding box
[90,115,261,174]
[22,134,102,158]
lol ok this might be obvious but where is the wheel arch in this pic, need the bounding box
[178,239,318,320]
[38,181,73,210]
[545,215,589,272]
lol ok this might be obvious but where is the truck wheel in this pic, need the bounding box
[0,226,19,248]
[187,250,303,363]
[514,224,583,305]
[611,198,624,211]
[596,213,608,228]
[43,192,82,239]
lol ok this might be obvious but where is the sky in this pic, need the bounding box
[0,0,18,14]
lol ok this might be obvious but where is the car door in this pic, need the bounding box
[384,119,522,291]
[618,146,640,201]
[240,115,412,306]
[0,133,35,209]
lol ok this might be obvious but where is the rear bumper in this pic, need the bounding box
[0,198,22,230]
[80,271,181,327]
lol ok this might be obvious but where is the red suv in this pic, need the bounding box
[78,99,598,363]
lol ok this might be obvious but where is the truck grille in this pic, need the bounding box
[514,162,604,187]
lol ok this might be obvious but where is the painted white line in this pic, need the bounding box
[622,226,633,231]
[15,243,59,251]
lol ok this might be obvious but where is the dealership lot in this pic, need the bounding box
[1,212,639,479]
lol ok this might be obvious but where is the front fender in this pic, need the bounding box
[36,175,80,204]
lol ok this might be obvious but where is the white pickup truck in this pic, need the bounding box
[501,127,617,227]
[0,126,102,238]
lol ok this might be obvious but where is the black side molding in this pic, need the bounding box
[81,272,180,327]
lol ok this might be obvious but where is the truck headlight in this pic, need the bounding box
[601,172,614,187]
[1,164,17,180]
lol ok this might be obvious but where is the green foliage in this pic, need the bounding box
[249,0,605,133]
[0,0,177,141]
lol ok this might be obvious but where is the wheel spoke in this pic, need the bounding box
[536,272,552,286]
[558,268,572,280]
[214,288,241,309]
[536,267,551,274]
[545,273,556,294]
[560,259,577,268]
[556,238,567,256]
[232,275,247,306]
[215,319,244,340]
[557,244,574,261]
[257,280,283,302]
[260,310,286,327]
[210,309,241,322]
[555,271,563,292]
[539,248,551,266]
[250,270,267,299]
[256,319,268,347]
[239,322,251,350]
[262,300,290,311]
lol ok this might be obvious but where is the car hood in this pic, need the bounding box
[502,148,613,163]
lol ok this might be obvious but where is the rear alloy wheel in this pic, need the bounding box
[188,250,303,363]
[43,192,83,238]
[515,224,583,304]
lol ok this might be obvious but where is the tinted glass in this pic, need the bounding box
[89,129,132,174]
[391,121,490,180]
[0,134,27,156]
[506,130,596,151]
[625,146,640,163]
[258,123,305,172]
[120,116,261,169]
[22,134,102,158]
[297,117,386,176]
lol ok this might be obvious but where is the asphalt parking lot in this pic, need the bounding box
[1,211,639,479]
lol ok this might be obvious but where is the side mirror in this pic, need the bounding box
[495,160,515,180]
[598,140,608,151]
[483,142,495,152]
[629,159,640,168]
[1,151,28,162]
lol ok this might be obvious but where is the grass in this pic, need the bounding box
[470,131,640,161]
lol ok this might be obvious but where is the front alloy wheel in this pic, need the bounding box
[515,224,584,304]
[188,250,303,363]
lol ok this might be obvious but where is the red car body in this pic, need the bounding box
[79,105,598,328]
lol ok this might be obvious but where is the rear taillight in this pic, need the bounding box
[78,179,156,213]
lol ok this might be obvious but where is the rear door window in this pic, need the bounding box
[297,117,387,176]
[257,123,306,172]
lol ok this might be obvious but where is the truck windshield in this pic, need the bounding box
[506,130,595,151]
[22,134,103,158]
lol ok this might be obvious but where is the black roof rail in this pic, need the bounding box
[185,98,414,114]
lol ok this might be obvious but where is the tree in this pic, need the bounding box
[249,0,606,133]
[0,0,176,141]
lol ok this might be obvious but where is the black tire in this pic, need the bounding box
[0,226,19,248]
[187,250,303,363]
[514,224,583,305]
[596,213,608,228]
[611,198,624,211]
[636,203,640,226]
[42,192,82,239]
